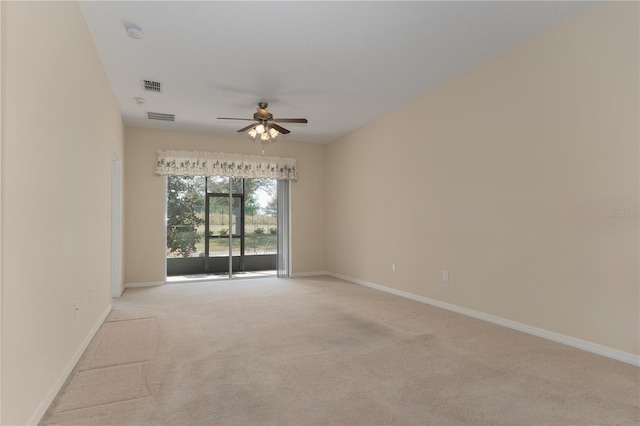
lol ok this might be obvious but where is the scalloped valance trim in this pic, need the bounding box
[155,150,297,181]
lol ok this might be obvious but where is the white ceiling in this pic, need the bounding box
[80,1,595,144]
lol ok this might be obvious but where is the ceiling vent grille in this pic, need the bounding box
[142,79,162,92]
[147,112,175,121]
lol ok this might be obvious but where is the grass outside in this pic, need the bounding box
[167,233,276,258]
[167,214,277,258]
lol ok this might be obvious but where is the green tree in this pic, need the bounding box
[245,192,260,224]
[264,196,277,217]
[244,178,275,225]
[167,176,205,257]
[248,178,276,200]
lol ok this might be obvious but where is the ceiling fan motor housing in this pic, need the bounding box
[254,111,273,122]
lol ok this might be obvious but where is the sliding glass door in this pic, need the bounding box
[166,176,281,279]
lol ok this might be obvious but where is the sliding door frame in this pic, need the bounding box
[164,176,290,279]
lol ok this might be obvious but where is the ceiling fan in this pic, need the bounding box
[217,102,308,141]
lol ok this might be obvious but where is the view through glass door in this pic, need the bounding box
[166,176,278,280]
[205,192,242,276]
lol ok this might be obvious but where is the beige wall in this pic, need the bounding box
[325,2,639,355]
[124,127,325,284]
[1,2,124,424]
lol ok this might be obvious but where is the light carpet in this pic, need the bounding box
[41,276,639,425]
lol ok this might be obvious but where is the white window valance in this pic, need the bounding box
[155,150,297,181]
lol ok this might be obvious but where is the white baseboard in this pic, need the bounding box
[125,281,165,288]
[27,304,112,425]
[327,272,639,367]
[291,271,329,278]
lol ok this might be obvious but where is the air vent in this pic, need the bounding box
[147,112,175,121]
[142,79,162,92]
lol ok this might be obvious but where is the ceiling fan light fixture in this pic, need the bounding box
[247,125,277,143]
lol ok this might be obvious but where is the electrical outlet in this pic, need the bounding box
[89,288,93,303]
[74,301,79,318]
[392,263,396,272]
[443,271,449,282]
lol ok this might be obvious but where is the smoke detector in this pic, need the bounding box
[126,26,143,39]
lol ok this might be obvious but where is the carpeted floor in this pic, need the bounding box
[41,276,639,425]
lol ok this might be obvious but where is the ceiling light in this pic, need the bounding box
[126,26,144,39]
[248,123,279,154]
[134,97,147,106]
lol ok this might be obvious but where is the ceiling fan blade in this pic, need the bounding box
[217,117,255,121]
[236,123,258,133]
[269,123,290,134]
[274,118,308,124]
